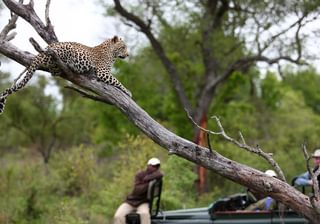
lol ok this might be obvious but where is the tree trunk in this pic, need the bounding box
[194,114,208,194]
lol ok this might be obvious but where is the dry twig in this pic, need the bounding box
[186,110,286,182]
[29,37,46,53]
[0,2,21,41]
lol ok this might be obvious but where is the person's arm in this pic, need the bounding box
[131,172,149,194]
[129,170,163,197]
[294,171,312,186]
[143,170,163,182]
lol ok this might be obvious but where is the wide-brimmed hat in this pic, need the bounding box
[312,149,320,158]
[148,157,160,166]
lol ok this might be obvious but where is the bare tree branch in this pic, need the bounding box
[259,15,307,53]
[0,41,35,67]
[186,110,286,182]
[205,53,308,94]
[29,37,45,53]
[0,10,19,41]
[3,0,58,44]
[13,68,27,85]
[45,0,51,27]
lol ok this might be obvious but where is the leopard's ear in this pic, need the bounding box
[111,36,119,43]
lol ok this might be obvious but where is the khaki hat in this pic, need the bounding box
[148,158,160,166]
[312,149,320,158]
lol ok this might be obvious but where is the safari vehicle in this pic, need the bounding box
[151,193,308,224]
[126,178,308,224]
[149,176,310,224]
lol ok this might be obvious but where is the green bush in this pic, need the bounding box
[161,156,197,209]
[49,146,98,197]
[0,134,250,223]
[0,154,45,223]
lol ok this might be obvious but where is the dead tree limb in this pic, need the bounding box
[3,0,58,43]
[186,111,286,182]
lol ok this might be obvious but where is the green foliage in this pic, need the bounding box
[261,72,285,109]
[0,73,97,161]
[0,75,59,157]
[211,71,258,138]
[49,146,98,197]
[0,155,45,223]
[161,156,197,209]
[0,145,103,223]
[260,86,320,181]
[207,70,320,188]
[284,68,320,113]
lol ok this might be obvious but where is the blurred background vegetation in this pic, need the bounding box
[1,0,320,223]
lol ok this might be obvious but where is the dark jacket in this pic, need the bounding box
[126,168,163,207]
[313,166,320,189]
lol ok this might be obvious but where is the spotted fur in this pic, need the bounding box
[0,35,131,114]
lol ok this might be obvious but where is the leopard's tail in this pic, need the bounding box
[0,54,42,114]
[0,97,7,114]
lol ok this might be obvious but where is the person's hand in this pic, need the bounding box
[308,180,313,185]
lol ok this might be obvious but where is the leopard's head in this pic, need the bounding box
[111,36,129,59]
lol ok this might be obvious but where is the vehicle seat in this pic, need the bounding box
[126,178,163,224]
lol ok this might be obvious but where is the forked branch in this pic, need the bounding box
[186,110,286,182]
[3,0,58,43]
[0,11,18,41]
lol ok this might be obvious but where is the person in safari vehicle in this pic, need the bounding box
[294,149,320,189]
[113,158,163,224]
[245,169,278,211]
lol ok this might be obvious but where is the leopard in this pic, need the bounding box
[0,35,131,114]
